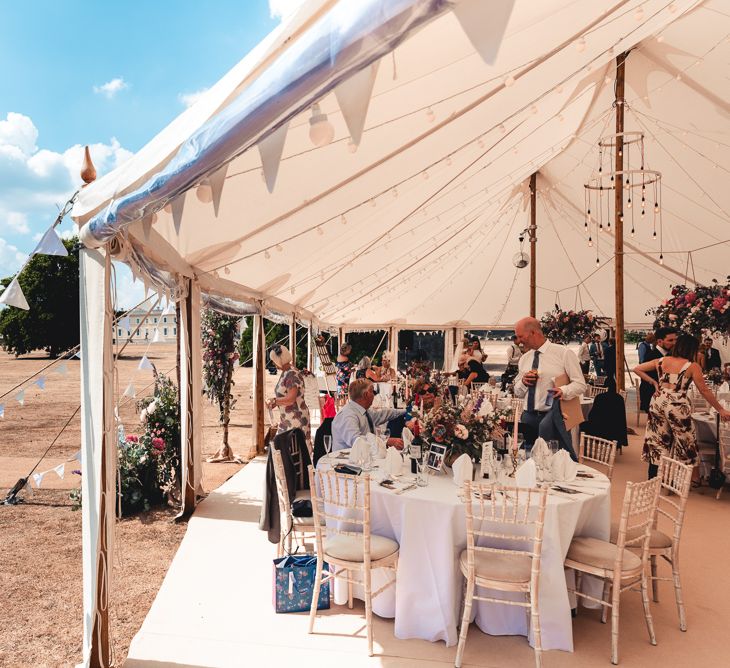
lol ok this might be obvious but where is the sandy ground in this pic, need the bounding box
[0,344,277,667]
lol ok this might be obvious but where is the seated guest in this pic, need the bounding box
[378,351,397,382]
[582,388,628,450]
[355,356,381,383]
[468,336,486,364]
[463,354,489,387]
[331,379,406,451]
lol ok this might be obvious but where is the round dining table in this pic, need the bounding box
[317,453,611,651]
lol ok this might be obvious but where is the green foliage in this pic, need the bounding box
[0,237,80,357]
[237,317,308,369]
[202,309,241,420]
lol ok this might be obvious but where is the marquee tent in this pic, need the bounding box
[70,1,730,665]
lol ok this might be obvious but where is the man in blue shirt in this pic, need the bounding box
[332,379,406,451]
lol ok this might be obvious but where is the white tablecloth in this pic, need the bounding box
[692,412,717,443]
[317,456,610,651]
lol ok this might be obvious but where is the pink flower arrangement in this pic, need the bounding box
[125,434,139,443]
[649,280,730,337]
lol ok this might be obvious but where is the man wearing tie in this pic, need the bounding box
[331,379,406,451]
[590,333,605,376]
[513,317,586,459]
[639,327,678,412]
[705,337,722,371]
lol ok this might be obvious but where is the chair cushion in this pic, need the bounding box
[608,523,673,549]
[324,534,399,562]
[459,548,532,584]
[566,536,642,572]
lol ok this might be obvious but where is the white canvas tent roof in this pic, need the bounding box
[73,0,730,329]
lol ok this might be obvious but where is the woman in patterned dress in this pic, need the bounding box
[335,343,353,401]
[633,333,730,479]
[267,344,312,448]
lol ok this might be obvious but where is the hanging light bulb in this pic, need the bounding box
[276,244,283,252]
[446,156,452,166]
[654,202,659,213]
[631,227,635,237]
[422,170,429,180]
[504,74,515,87]
[317,226,324,236]
[224,266,231,275]
[652,230,657,238]
[596,256,600,265]
[340,214,347,225]
[588,236,593,247]
[499,124,506,133]
[308,103,335,147]
[530,104,538,114]
[477,138,484,148]
[392,187,399,198]
[370,198,377,207]
[635,7,644,21]
[659,253,664,265]
[425,107,435,122]
[558,113,565,122]
[627,197,632,209]
[264,249,271,259]
[576,36,586,52]
[195,180,213,203]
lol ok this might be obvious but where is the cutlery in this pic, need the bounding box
[395,483,417,495]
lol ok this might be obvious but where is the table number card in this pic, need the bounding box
[426,442,447,473]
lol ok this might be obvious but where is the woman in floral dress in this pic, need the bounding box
[267,345,311,448]
[335,343,353,401]
[633,333,730,479]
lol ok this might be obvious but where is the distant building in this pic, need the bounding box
[114,306,177,344]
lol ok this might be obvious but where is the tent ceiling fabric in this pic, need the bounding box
[73,0,730,328]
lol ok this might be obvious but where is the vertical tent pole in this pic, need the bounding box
[289,314,297,362]
[79,248,114,668]
[529,172,538,318]
[614,52,627,391]
[307,324,314,371]
[253,312,266,455]
[177,276,203,518]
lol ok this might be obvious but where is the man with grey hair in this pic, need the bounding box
[513,317,586,460]
[331,378,406,451]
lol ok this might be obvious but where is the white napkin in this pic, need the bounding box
[551,449,578,482]
[452,453,474,487]
[366,433,387,459]
[531,437,551,467]
[349,436,371,465]
[384,448,404,476]
[402,427,413,451]
[515,458,537,488]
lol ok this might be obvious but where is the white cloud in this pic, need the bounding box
[4,212,30,235]
[178,88,209,108]
[0,112,38,156]
[93,77,129,99]
[0,237,28,277]
[269,0,306,20]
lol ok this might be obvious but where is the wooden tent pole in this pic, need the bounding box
[253,313,266,455]
[289,314,296,363]
[529,172,538,318]
[615,52,627,391]
[307,325,314,371]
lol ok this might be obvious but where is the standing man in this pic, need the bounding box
[501,335,522,390]
[578,335,591,376]
[514,317,586,460]
[638,331,656,363]
[331,379,406,451]
[639,327,678,412]
[705,337,722,371]
[590,333,605,376]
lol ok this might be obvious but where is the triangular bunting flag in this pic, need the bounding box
[257,122,289,193]
[0,404,4,418]
[141,214,154,240]
[53,463,65,480]
[15,389,25,406]
[138,355,154,370]
[0,277,30,310]
[33,226,68,257]
[334,62,379,147]
[171,194,186,234]
[452,0,514,64]
[152,328,162,343]
[68,450,81,463]
[32,472,45,488]
[119,316,131,332]
[34,376,46,390]
[123,381,136,398]
[208,163,229,217]
[56,362,68,376]
[164,301,176,316]
[74,351,81,359]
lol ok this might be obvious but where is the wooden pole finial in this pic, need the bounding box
[80,145,97,186]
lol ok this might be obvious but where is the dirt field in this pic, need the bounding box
[0,344,276,667]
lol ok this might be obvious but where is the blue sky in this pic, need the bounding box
[0,0,301,305]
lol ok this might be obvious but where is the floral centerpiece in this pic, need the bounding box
[540,306,607,344]
[706,367,724,386]
[420,385,512,462]
[648,280,730,338]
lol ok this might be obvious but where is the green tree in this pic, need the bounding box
[0,237,79,357]
[238,317,307,369]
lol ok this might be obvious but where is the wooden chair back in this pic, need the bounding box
[586,385,609,399]
[579,433,617,480]
[655,455,692,539]
[613,478,660,561]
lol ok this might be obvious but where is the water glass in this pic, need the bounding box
[323,435,332,455]
[382,430,391,443]
[416,459,429,487]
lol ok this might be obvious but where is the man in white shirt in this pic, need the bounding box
[331,379,406,451]
[501,335,522,390]
[513,317,587,459]
[578,335,591,375]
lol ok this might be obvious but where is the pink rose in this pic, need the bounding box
[125,435,139,443]
[685,292,697,304]
[712,296,727,311]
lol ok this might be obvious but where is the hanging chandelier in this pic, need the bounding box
[583,131,664,264]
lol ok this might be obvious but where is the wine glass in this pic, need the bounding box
[548,439,560,457]
[382,429,391,444]
[323,435,332,456]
